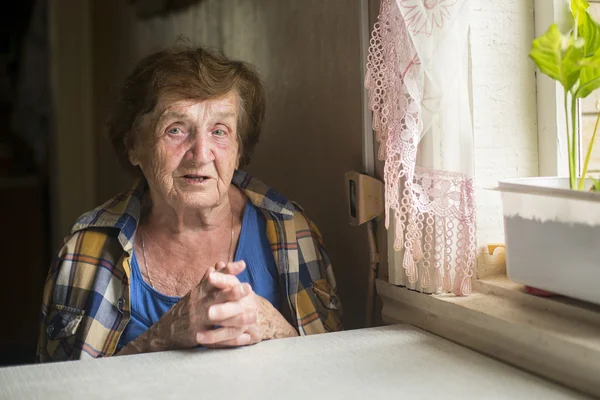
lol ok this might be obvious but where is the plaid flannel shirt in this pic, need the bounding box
[37,170,342,362]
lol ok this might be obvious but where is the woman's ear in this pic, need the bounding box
[128,145,140,167]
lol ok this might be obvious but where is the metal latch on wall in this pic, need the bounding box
[344,171,384,226]
[345,172,384,327]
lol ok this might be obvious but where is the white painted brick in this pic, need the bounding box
[471,0,539,246]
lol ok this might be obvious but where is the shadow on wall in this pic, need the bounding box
[132,0,204,19]
[0,0,50,366]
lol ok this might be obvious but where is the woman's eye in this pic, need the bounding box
[213,128,226,137]
[167,127,182,135]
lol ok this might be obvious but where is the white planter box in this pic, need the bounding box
[497,177,600,306]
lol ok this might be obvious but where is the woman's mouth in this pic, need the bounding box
[182,174,210,184]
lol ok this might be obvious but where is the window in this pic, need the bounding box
[376,1,600,396]
[537,0,600,176]
[581,3,600,173]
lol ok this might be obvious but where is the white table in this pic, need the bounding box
[0,325,588,399]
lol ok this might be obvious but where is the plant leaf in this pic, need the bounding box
[576,51,600,97]
[589,177,600,192]
[530,24,583,90]
[571,0,590,22]
[577,7,600,56]
[572,0,590,32]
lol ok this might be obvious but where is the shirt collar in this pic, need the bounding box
[70,170,295,251]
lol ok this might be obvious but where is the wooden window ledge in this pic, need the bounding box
[376,276,600,397]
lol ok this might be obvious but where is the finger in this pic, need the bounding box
[214,260,244,274]
[208,301,245,322]
[209,333,252,348]
[214,261,227,271]
[196,327,246,345]
[194,266,216,295]
[200,266,216,282]
[217,309,257,327]
[208,271,242,289]
[214,283,252,304]
[219,260,246,276]
[245,326,262,342]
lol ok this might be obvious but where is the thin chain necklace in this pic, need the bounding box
[140,209,235,289]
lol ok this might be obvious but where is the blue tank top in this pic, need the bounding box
[117,202,281,350]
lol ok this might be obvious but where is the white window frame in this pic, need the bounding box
[534,0,571,178]
[535,0,600,177]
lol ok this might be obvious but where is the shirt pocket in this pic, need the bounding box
[44,304,85,360]
[311,279,341,311]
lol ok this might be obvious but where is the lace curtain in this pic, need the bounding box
[365,0,476,295]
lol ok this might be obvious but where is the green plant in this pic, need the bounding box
[530,0,600,190]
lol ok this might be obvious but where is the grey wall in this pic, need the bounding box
[49,0,95,247]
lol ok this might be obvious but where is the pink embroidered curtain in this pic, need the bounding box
[366,0,476,295]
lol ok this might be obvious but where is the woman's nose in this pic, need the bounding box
[186,134,214,164]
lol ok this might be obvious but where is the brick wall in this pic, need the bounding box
[471,0,539,246]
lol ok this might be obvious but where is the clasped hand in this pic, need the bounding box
[166,260,265,348]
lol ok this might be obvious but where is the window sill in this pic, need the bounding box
[376,276,600,397]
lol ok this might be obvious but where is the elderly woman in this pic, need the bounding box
[37,46,342,361]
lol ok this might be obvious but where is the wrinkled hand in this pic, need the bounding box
[119,260,297,356]
[131,260,256,352]
[178,260,260,348]
[211,261,298,346]
[239,293,274,345]
[196,261,263,348]
[208,261,267,346]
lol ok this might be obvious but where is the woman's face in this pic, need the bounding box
[131,92,240,211]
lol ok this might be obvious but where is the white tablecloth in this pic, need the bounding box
[0,325,587,399]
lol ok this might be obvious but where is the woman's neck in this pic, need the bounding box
[143,193,230,235]
[140,185,247,235]
[134,185,247,295]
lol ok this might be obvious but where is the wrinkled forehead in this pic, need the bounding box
[141,91,241,134]
[159,92,239,123]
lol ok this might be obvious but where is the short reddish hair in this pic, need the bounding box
[107,45,266,175]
